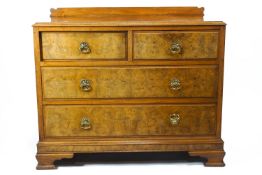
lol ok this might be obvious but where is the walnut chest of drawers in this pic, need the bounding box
[33,7,226,169]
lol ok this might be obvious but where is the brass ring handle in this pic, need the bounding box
[80,42,91,54]
[170,113,180,126]
[81,117,91,130]
[170,78,181,91]
[170,42,182,54]
[80,79,92,92]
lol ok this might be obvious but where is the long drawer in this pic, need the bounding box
[42,66,218,99]
[44,104,217,137]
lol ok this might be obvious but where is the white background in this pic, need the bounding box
[0,0,262,174]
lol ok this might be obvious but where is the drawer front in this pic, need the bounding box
[41,32,127,60]
[133,31,219,59]
[44,104,216,137]
[42,66,218,99]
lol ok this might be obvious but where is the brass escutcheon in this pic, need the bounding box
[80,79,92,92]
[170,42,182,54]
[169,113,180,126]
[170,78,181,91]
[80,42,91,54]
[81,117,91,130]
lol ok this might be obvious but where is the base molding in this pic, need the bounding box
[36,150,225,169]
[189,150,225,167]
[36,139,225,169]
[36,153,74,170]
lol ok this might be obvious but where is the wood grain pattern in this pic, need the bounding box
[42,66,218,99]
[33,28,45,140]
[34,21,226,27]
[216,26,226,137]
[35,26,224,32]
[189,150,225,166]
[36,153,73,169]
[41,32,127,60]
[44,104,216,137]
[38,137,224,146]
[50,7,204,22]
[36,142,224,168]
[134,31,218,59]
[38,143,223,153]
[34,7,226,168]
[40,60,220,67]
[43,98,217,105]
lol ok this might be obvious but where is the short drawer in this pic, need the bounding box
[133,31,219,59]
[44,104,216,137]
[42,66,218,99]
[41,32,127,60]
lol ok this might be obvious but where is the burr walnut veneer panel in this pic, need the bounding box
[134,31,218,59]
[42,66,218,99]
[41,32,127,60]
[44,104,216,137]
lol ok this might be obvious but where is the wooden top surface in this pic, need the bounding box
[33,7,226,27]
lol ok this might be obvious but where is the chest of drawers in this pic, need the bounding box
[33,7,226,169]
